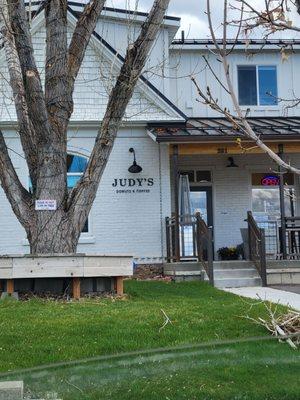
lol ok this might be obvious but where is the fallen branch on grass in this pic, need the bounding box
[243,300,300,349]
[159,309,173,332]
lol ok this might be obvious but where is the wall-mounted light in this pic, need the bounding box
[226,157,238,168]
[128,148,143,173]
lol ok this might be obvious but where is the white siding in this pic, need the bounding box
[0,16,180,123]
[169,49,300,118]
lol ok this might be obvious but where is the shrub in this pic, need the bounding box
[217,246,239,260]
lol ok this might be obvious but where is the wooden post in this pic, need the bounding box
[172,145,180,262]
[72,277,81,300]
[278,144,287,259]
[115,276,124,296]
[6,279,14,295]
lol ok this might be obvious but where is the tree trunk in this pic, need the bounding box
[0,0,171,256]
[29,211,79,254]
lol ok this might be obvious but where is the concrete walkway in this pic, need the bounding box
[223,286,300,311]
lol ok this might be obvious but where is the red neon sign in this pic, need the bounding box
[261,175,280,186]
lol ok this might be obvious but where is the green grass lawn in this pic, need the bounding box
[0,280,299,399]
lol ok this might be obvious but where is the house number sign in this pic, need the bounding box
[35,199,57,211]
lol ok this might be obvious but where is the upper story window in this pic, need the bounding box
[237,65,278,106]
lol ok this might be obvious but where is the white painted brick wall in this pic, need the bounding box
[0,128,171,263]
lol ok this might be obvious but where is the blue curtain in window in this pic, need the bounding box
[67,175,81,189]
[258,66,278,105]
[68,155,87,173]
[238,66,257,106]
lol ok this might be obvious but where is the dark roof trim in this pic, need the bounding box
[69,1,180,21]
[155,134,300,143]
[172,38,300,46]
[25,1,180,21]
[149,116,300,143]
[67,7,186,120]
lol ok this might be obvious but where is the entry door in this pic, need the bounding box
[190,187,213,227]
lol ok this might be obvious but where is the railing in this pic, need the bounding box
[195,213,214,285]
[255,217,300,260]
[165,213,214,285]
[247,211,267,286]
[284,217,300,259]
[256,219,280,259]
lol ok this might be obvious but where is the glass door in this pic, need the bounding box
[190,187,213,227]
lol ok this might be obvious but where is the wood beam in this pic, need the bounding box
[172,145,180,262]
[6,279,14,295]
[72,277,81,300]
[115,276,124,296]
[177,142,300,156]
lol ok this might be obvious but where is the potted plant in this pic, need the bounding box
[217,246,240,261]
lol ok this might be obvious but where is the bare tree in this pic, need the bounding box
[192,0,300,175]
[0,0,170,254]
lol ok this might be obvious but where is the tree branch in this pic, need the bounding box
[7,0,51,145]
[202,0,300,175]
[45,0,70,135]
[67,0,106,96]
[0,1,38,188]
[68,0,171,230]
[0,130,34,229]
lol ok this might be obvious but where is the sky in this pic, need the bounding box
[104,0,300,39]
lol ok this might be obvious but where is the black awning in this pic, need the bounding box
[148,116,300,143]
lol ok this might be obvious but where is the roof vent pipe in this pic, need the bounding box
[181,30,185,43]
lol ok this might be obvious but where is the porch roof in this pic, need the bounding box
[148,116,300,143]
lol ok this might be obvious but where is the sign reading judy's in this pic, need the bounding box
[112,178,154,194]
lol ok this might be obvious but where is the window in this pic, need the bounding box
[67,153,88,188]
[238,65,278,106]
[67,154,89,233]
[251,173,295,257]
[27,154,90,238]
[179,170,212,184]
[252,173,295,222]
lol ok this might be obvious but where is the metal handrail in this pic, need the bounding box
[247,211,267,286]
[165,213,214,285]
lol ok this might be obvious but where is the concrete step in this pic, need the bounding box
[214,277,262,288]
[164,262,202,276]
[164,261,263,288]
[213,261,255,270]
[267,268,300,285]
[0,381,23,400]
[214,268,259,279]
[267,260,300,269]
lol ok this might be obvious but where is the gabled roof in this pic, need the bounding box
[67,6,186,120]
[148,116,300,143]
[17,1,186,122]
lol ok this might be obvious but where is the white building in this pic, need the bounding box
[1,1,300,270]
